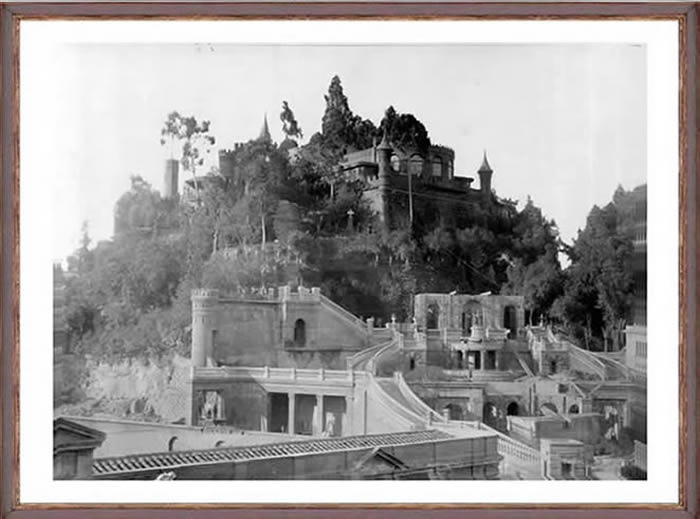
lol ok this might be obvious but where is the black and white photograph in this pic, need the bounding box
[14,17,682,504]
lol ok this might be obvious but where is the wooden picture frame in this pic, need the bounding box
[0,2,696,517]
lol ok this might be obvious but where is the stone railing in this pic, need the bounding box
[346,338,393,371]
[367,376,429,428]
[367,330,402,375]
[319,295,367,331]
[486,328,509,342]
[633,440,647,472]
[280,285,321,302]
[193,366,359,384]
[476,422,542,474]
[394,371,445,423]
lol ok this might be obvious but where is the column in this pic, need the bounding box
[345,396,353,436]
[288,392,296,435]
[315,394,325,436]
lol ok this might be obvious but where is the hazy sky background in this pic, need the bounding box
[41,43,646,261]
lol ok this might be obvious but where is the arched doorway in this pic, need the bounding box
[568,404,580,414]
[483,403,498,423]
[443,403,464,421]
[506,401,520,416]
[541,402,558,415]
[426,303,440,329]
[294,319,306,347]
[503,305,518,337]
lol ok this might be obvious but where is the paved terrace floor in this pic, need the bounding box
[65,416,308,458]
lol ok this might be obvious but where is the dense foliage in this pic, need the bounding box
[58,75,640,361]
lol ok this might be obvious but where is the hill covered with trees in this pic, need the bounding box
[56,75,639,375]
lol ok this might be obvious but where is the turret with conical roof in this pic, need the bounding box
[478,150,493,205]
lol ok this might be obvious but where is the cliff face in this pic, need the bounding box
[54,353,191,424]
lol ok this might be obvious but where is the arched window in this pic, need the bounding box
[506,402,520,416]
[568,404,580,414]
[426,303,440,329]
[431,156,443,177]
[503,305,518,337]
[390,154,401,173]
[444,404,464,421]
[550,359,557,374]
[293,319,306,347]
[408,154,423,176]
[541,402,558,415]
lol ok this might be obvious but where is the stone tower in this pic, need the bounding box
[478,151,493,205]
[191,289,219,367]
[163,158,179,199]
[376,132,392,231]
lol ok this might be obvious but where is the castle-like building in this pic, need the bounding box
[338,133,512,232]
[175,115,512,233]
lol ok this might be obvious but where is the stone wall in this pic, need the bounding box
[215,301,281,366]
[414,293,525,334]
[63,354,192,423]
[194,290,369,370]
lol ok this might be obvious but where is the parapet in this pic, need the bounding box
[191,289,220,308]
[278,285,321,302]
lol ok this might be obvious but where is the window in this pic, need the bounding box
[635,341,647,357]
[426,303,440,329]
[503,305,518,337]
[294,319,306,347]
[432,156,443,177]
[408,154,423,176]
[390,154,401,173]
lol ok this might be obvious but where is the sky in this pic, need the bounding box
[33,42,646,261]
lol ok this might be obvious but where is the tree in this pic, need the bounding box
[502,197,563,322]
[113,176,162,236]
[553,201,634,350]
[320,76,377,162]
[503,244,563,325]
[280,101,303,140]
[160,112,216,203]
[380,105,431,154]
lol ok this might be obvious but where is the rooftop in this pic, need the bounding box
[92,429,454,477]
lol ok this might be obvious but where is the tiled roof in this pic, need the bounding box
[93,429,452,476]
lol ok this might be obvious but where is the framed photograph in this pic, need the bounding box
[1,2,696,518]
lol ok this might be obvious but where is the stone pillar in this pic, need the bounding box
[191,289,219,368]
[163,158,179,199]
[288,393,296,435]
[315,394,325,436]
[376,132,392,233]
[345,396,353,435]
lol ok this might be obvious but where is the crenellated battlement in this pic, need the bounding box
[191,288,220,300]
